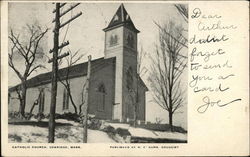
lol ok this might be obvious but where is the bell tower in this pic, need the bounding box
[103,4,140,121]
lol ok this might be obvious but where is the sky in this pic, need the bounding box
[8,2,188,129]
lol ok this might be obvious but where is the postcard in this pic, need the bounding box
[1,1,249,156]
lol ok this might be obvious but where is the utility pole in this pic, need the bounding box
[48,2,82,143]
[48,3,60,143]
[83,55,91,143]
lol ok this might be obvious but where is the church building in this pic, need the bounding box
[8,4,148,122]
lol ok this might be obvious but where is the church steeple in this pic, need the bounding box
[103,4,139,33]
[103,4,140,121]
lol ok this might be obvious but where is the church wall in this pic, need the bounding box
[104,27,124,121]
[56,76,87,114]
[122,47,139,121]
[121,27,139,121]
[138,82,146,121]
[26,85,49,114]
[8,62,116,119]
[9,86,46,114]
[9,76,88,115]
[112,53,123,120]
[123,27,138,51]
[121,74,146,121]
[105,27,124,53]
[88,60,115,120]
[104,47,123,120]
[9,92,21,112]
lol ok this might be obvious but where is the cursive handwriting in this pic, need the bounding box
[190,7,242,115]
[190,34,229,44]
[189,75,213,87]
[191,60,232,71]
[193,83,229,93]
[203,60,232,69]
[197,96,242,113]
[190,47,225,62]
[218,74,235,80]
[198,20,237,31]
[191,8,222,19]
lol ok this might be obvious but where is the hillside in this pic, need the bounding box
[8,119,187,143]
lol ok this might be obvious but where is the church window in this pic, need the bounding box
[126,33,134,48]
[126,67,134,91]
[110,33,118,46]
[8,92,10,103]
[126,14,130,20]
[114,15,119,21]
[97,83,106,111]
[63,88,69,110]
[38,89,45,113]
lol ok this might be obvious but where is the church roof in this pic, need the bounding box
[9,57,116,92]
[9,55,148,92]
[103,4,140,33]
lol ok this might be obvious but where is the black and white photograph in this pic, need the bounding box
[7,2,188,143]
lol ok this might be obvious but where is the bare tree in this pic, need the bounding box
[174,4,188,23]
[58,49,85,114]
[127,46,147,126]
[148,20,187,131]
[8,24,48,117]
[174,4,188,45]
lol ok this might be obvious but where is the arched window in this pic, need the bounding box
[113,15,119,21]
[126,33,134,48]
[126,67,133,91]
[63,88,69,110]
[38,88,45,113]
[8,92,10,104]
[97,83,106,111]
[110,34,118,46]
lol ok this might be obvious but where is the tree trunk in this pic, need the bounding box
[83,55,91,143]
[67,87,78,114]
[28,100,38,119]
[169,112,173,132]
[20,81,27,118]
[133,104,137,127]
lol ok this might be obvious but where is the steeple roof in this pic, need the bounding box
[103,4,139,33]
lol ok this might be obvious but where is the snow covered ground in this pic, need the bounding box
[8,120,187,143]
[129,128,186,141]
[8,123,116,143]
[108,123,187,141]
